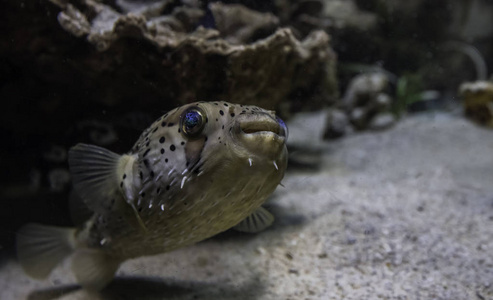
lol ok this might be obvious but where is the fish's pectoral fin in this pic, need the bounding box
[233,207,274,233]
[72,250,121,291]
[16,223,76,279]
[68,143,126,214]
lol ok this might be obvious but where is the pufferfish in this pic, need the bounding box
[16,101,288,290]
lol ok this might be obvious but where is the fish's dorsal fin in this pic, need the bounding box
[68,143,125,214]
[233,207,275,233]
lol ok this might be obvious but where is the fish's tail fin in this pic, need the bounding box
[72,250,121,291]
[16,223,77,279]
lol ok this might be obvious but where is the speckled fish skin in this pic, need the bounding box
[80,101,288,259]
[16,101,287,290]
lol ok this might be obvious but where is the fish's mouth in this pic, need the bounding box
[239,114,287,140]
[234,112,288,158]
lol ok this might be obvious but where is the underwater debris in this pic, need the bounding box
[459,80,493,128]
[342,72,395,132]
[323,108,350,140]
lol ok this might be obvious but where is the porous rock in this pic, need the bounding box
[47,0,337,111]
[209,2,279,44]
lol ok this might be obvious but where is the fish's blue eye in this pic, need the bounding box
[185,111,200,128]
[276,116,288,139]
[180,107,206,137]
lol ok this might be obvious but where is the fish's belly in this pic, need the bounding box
[111,177,278,259]
[99,157,285,259]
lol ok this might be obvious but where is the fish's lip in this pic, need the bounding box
[239,114,283,137]
[243,131,286,143]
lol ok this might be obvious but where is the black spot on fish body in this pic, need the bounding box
[143,149,151,157]
[181,141,185,145]
[160,148,165,154]
[168,123,175,127]
[123,174,127,179]
[150,171,154,178]
[159,136,165,143]
[230,113,235,117]
[170,145,176,151]
[120,181,123,188]
[165,158,168,163]
[161,122,167,127]
[219,110,224,116]
[224,103,228,107]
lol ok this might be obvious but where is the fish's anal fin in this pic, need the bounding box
[233,207,274,233]
[16,223,76,279]
[72,250,121,291]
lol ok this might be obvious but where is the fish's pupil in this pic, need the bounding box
[185,112,200,129]
[181,107,205,137]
